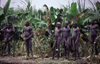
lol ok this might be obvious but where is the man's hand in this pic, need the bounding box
[4,38,7,42]
[24,37,29,40]
[24,38,26,40]
[8,37,12,41]
[94,42,96,44]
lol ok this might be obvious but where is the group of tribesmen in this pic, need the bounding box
[53,19,99,60]
[0,20,34,59]
[0,18,99,60]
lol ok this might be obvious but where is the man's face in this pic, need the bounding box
[65,21,69,27]
[7,23,12,28]
[25,22,30,26]
[91,20,95,25]
[73,23,77,28]
[56,22,61,28]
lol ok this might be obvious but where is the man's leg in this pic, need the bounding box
[29,39,34,59]
[94,43,98,55]
[25,40,29,57]
[57,38,61,59]
[72,39,76,60]
[91,36,96,55]
[52,41,56,59]
[57,43,60,59]
[72,39,75,52]
[3,41,8,55]
[64,42,67,58]
[8,42,11,56]
[94,36,98,55]
[66,38,70,59]
[75,42,79,59]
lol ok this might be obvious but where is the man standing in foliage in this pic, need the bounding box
[89,19,99,55]
[2,22,15,56]
[52,20,62,59]
[62,21,71,59]
[23,20,34,60]
[72,22,80,60]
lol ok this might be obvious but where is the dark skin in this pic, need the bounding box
[2,22,15,56]
[72,22,80,60]
[23,21,34,59]
[0,29,5,42]
[62,21,71,59]
[89,20,99,55]
[52,22,62,59]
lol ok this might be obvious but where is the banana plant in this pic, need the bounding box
[0,0,11,25]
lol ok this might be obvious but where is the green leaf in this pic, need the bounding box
[70,2,78,16]
[0,7,4,16]
[3,0,11,15]
[50,7,56,23]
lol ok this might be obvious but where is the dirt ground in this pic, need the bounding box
[0,56,90,64]
[0,54,100,64]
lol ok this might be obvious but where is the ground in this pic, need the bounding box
[0,56,89,64]
[0,55,100,64]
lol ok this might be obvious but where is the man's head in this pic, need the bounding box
[65,21,69,27]
[7,22,12,28]
[73,22,78,28]
[25,20,30,26]
[91,19,96,25]
[56,22,61,28]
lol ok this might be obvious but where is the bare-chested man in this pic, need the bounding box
[23,20,34,59]
[72,22,80,60]
[2,22,15,56]
[89,20,99,55]
[52,21,62,59]
[62,21,71,59]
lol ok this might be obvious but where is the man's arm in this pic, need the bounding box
[94,24,99,43]
[23,27,26,40]
[26,27,34,40]
[75,28,80,43]
[8,27,15,41]
[26,32,33,40]
[1,26,7,32]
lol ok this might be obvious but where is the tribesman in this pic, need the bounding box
[2,22,15,56]
[89,20,99,55]
[52,21,62,59]
[72,22,80,60]
[23,20,34,59]
[62,21,71,59]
